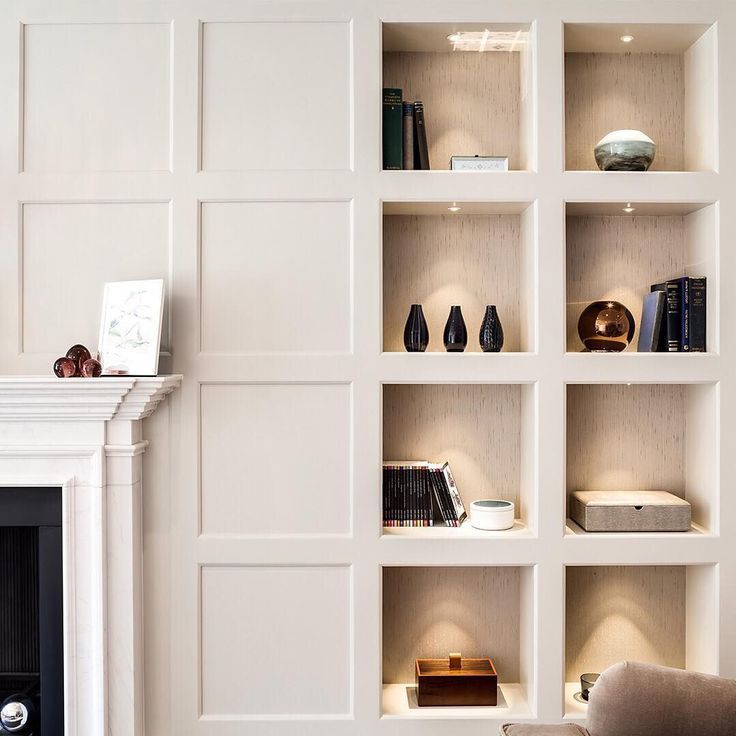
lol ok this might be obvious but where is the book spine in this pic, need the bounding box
[413,101,430,170]
[383,464,390,527]
[402,102,414,170]
[650,282,669,352]
[400,465,407,527]
[665,280,682,352]
[442,462,467,526]
[405,465,411,527]
[423,468,432,526]
[409,465,416,527]
[681,277,690,352]
[382,89,403,170]
[436,465,457,527]
[690,277,706,352]
[429,467,450,526]
[414,466,420,527]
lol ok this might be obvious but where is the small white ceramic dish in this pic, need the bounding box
[469,499,515,530]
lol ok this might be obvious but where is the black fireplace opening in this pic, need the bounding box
[0,488,63,735]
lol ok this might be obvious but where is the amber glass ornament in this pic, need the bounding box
[81,358,102,377]
[53,356,77,378]
[65,344,91,375]
[577,301,635,352]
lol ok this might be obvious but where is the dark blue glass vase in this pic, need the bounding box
[403,304,429,352]
[443,306,467,352]
[479,305,504,352]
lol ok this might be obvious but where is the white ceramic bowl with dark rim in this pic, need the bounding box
[594,129,656,171]
[469,499,515,530]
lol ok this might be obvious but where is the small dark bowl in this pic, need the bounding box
[580,672,600,701]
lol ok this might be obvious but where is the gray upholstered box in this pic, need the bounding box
[570,490,691,532]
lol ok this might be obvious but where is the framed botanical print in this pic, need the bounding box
[97,279,165,376]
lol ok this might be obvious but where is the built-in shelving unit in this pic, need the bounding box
[383,382,536,535]
[374,9,731,730]
[383,201,536,353]
[564,564,717,719]
[382,566,535,718]
[565,201,717,353]
[566,382,717,534]
[382,22,535,171]
[564,23,716,171]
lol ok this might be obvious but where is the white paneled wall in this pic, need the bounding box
[22,22,172,172]
[200,565,352,716]
[0,1,735,736]
[21,202,171,353]
[199,201,352,353]
[200,21,352,171]
[200,382,352,535]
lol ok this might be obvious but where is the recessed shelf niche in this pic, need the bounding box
[565,564,717,717]
[383,383,536,537]
[383,201,536,353]
[382,23,535,171]
[564,23,716,171]
[382,565,534,718]
[565,201,716,353]
[566,383,717,535]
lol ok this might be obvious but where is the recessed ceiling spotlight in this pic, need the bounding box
[620,34,635,43]
[448,203,461,213]
[622,202,635,213]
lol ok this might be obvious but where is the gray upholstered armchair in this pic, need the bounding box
[502,661,736,736]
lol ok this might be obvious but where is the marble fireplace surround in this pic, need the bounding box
[0,376,181,736]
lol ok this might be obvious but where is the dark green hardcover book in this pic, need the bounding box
[382,88,403,170]
[690,277,707,351]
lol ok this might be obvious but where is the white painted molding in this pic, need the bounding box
[0,375,182,421]
[0,375,181,736]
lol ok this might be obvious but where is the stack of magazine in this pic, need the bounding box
[382,461,467,527]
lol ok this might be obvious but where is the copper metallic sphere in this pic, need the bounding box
[577,301,635,352]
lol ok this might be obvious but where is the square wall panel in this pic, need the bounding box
[200,201,351,354]
[22,23,171,172]
[200,383,351,536]
[21,203,170,354]
[200,22,351,171]
[201,565,351,716]
[566,565,686,678]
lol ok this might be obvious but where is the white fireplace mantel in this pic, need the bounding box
[0,375,182,736]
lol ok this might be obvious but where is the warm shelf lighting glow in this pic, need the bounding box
[447,29,526,52]
[448,203,461,213]
[620,34,635,43]
[622,202,635,213]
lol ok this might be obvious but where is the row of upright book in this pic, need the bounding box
[383,89,430,170]
[383,461,467,527]
[641,276,706,352]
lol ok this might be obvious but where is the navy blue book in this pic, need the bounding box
[651,278,684,351]
[681,276,691,351]
[690,277,707,351]
[638,290,666,352]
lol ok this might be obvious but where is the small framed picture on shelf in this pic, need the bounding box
[450,155,508,171]
[97,279,165,376]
